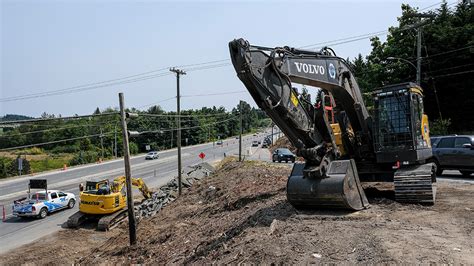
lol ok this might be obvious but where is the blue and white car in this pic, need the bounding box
[13,190,76,219]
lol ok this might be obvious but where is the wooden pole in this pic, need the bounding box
[119,92,137,245]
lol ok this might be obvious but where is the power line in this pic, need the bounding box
[136,96,176,110]
[185,63,232,72]
[0,112,119,125]
[422,45,474,60]
[0,123,110,138]
[137,116,239,135]
[429,69,474,79]
[0,59,232,103]
[0,72,174,102]
[138,112,236,118]
[298,30,388,49]
[0,132,114,151]
[181,90,246,98]
[425,63,474,74]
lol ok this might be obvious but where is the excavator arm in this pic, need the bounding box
[229,39,373,166]
[229,39,370,210]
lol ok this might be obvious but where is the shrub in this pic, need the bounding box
[69,151,99,166]
[0,156,14,178]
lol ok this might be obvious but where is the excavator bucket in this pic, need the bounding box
[287,159,369,211]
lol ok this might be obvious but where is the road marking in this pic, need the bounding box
[0,154,188,201]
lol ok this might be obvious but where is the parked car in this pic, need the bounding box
[430,135,474,177]
[272,148,296,163]
[252,141,259,147]
[13,190,76,219]
[216,140,223,145]
[145,151,159,160]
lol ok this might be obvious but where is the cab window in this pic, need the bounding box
[51,192,58,199]
[454,137,470,148]
[58,192,66,197]
[437,137,455,148]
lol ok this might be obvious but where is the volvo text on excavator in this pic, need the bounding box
[229,38,436,210]
[67,176,151,230]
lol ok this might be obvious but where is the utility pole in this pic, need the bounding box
[239,100,242,162]
[271,123,274,145]
[170,130,173,149]
[170,67,186,196]
[114,123,118,158]
[119,93,137,246]
[416,28,422,85]
[404,13,434,85]
[100,127,104,159]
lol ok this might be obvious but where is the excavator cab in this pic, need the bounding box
[373,82,432,164]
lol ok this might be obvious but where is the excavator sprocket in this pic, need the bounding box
[394,163,436,204]
[97,209,128,231]
[287,159,369,210]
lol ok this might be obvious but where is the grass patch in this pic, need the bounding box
[29,155,72,173]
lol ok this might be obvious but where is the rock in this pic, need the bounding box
[268,219,279,235]
[182,178,192,188]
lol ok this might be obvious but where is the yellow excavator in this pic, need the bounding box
[67,176,151,231]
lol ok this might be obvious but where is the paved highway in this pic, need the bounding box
[0,132,270,254]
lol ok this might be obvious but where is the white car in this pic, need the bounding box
[145,151,159,160]
[13,190,76,219]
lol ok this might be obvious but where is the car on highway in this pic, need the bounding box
[145,151,159,160]
[13,190,76,219]
[272,148,296,163]
[252,140,259,147]
[430,135,474,177]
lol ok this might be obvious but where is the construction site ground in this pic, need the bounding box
[1,158,473,264]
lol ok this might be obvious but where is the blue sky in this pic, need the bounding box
[1,0,449,117]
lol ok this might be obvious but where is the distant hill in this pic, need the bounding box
[0,114,35,122]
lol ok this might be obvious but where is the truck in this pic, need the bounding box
[12,179,76,219]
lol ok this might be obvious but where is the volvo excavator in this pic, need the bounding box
[229,38,436,210]
[67,176,151,230]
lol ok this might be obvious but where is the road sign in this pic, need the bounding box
[199,152,205,160]
[145,145,151,151]
[18,158,23,171]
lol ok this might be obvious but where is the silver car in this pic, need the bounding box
[145,151,159,160]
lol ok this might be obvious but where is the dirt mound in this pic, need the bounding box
[269,136,296,154]
[2,159,473,264]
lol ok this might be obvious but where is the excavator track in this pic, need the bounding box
[67,211,88,228]
[394,163,436,204]
[97,209,128,231]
